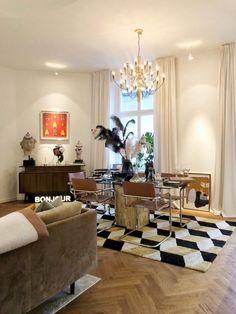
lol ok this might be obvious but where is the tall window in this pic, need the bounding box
[109,92,154,167]
[120,92,154,138]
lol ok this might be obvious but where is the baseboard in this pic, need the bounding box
[210,208,221,216]
[0,196,17,204]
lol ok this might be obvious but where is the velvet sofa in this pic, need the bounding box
[0,204,97,314]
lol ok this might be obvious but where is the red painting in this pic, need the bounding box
[40,111,69,140]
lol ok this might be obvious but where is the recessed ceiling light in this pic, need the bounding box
[55,72,59,76]
[45,62,66,69]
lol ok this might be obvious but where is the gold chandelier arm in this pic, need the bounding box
[112,28,165,103]
[152,78,165,92]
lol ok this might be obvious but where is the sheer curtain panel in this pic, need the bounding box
[154,56,178,173]
[91,70,110,170]
[212,43,236,217]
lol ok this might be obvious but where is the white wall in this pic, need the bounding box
[0,68,92,201]
[176,48,220,175]
[0,48,221,202]
[0,66,17,202]
[15,71,92,166]
[15,71,92,199]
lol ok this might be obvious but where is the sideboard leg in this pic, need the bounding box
[70,282,75,294]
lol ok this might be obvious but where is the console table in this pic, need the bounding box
[19,165,85,200]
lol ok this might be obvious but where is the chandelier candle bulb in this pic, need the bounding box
[112,28,165,104]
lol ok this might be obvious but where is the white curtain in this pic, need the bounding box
[154,56,178,173]
[91,70,110,170]
[109,79,121,167]
[212,43,236,217]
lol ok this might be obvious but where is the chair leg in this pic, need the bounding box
[97,217,116,234]
[149,201,170,223]
[178,187,191,227]
[87,201,105,214]
[96,203,106,214]
[157,188,191,228]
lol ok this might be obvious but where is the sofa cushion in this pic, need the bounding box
[35,201,54,212]
[37,201,82,224]
[51,196,64,207]
[35,196,63,213]
[0,207,49,254]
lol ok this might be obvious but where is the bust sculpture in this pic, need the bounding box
[74,140,83,163]
[20,132,37,157]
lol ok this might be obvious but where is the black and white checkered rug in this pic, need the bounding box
[96,210,236,272]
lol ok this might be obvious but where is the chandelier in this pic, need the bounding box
[112,28,165,104]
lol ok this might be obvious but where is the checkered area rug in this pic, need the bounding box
[96,209,236,272]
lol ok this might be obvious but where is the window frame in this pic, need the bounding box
[109,93,154,167]
[118,93,154,139]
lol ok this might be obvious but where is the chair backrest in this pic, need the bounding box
[71,178,97,191]
[161,172,184,178]
[161,172,175,178]
[112,164,122,171]
[68,171,85,182]
[123,181,156,198]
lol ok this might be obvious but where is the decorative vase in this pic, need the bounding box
[121,158,134,180]
[145,161,154,180]
[130,165,141,182]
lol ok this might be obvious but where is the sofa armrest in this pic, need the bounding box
[29,208,97,310]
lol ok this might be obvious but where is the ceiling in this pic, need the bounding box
[0,0,236,72]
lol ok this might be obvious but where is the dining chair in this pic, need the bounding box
[161,173,192,227]
[120,181,172,248]
[68,171,85,181]
[71,178,113,213]
[71,178,115,234]
[68,171,85,199]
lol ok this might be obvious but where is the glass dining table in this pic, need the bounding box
[87,174,194,228]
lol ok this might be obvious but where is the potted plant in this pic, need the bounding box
[135,132,154,178]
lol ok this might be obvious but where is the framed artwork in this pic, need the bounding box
[40,111,69,140]
[184,173,211,211]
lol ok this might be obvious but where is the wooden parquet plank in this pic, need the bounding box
[58,233,236,314]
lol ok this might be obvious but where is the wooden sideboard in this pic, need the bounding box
[19,165,85,196]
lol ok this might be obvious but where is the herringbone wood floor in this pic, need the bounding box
[1,202,236,314]
[59,243,236,314]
